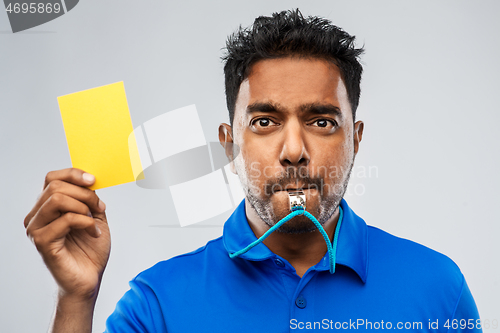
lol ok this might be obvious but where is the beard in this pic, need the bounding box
[235,155,355,234]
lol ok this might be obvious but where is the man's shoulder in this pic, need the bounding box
[367,225,459,265]
[366,225,464,289]
[132,235,227,286]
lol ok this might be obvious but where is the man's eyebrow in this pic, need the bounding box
[246,102,343,120]
[246,102,284,114]
[300,103,343,119]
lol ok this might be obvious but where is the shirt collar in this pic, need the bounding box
[223,198,368,283]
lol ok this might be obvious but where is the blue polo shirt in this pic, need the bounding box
[105,199,481,332]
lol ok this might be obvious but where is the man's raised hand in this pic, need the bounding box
[24,168,111,302]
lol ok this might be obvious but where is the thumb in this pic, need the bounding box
[90,197,106,220]
[86,197,107,237]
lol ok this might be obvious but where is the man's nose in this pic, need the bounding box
[279,120,310,168]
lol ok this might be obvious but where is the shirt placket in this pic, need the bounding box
[270,255,320,332]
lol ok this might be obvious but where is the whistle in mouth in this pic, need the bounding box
[288,190,306,212]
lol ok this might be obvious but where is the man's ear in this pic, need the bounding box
[218,123,237,174]
[353,120,364,156]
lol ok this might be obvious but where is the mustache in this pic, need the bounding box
[263,168,324,194]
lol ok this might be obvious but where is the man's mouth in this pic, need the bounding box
[276,185,316,192]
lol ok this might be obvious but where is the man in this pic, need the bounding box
[25,9,481,332]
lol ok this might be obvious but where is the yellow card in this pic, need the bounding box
[58,81,143,190]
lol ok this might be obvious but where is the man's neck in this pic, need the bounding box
[245,201,340,278]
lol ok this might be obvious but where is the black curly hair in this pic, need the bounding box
[222,9,364,126]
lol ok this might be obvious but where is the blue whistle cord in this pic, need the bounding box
[229,206,343,274]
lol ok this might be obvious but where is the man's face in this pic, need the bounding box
[221,56,363,233]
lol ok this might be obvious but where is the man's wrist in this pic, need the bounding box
[56,291,97,309]
[48,290,98,333]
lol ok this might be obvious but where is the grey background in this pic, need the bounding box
[1,0,499,331]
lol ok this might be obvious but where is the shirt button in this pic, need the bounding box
[275,258,285,267]
[295,295,307,309]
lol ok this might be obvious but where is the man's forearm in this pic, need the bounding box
[48,293,97,333]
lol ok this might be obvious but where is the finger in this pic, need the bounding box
[26,193,93,231]
[30,213,100,253]
[25,179,106,228]
[49,212,101,239]
[43,168,96,190]
[25,168,95,227]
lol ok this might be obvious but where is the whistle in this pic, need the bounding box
[288,190,306,212]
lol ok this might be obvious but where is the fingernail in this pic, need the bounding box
[95,224,101,237]
[98,199,106,211]
[82,173,95,183]
[87,211,93,218]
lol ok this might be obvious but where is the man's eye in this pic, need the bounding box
[312,119,337,128]
[252,118,275,127]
